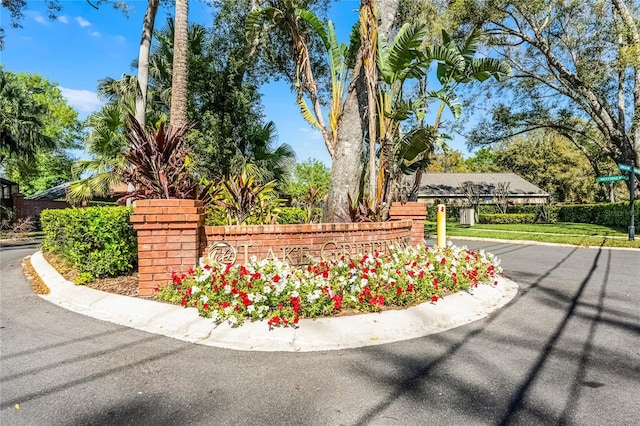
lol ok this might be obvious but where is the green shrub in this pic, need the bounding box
[479,213,537,224]
[40,206,137,281]
[276,207,307,224]
[557,201,640,228]
[205,206,228,226]
[426,204,558,223]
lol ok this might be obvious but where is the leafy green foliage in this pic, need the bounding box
[40,206,137,281]
[0,68,54,164]
[493,132,603,203]
[282,159,329,223]
[479,213,537,225]
[558,201,640,228]
[211,166,284,225]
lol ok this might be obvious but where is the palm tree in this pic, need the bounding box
[234,121,296,185]
[248,1,336,157]
[170,0,189,128]
[135,0,160,128]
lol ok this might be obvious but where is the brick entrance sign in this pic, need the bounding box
[131,201,426,296]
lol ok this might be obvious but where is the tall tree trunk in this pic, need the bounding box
[612,0,640,191]
[135,0,159,128]
[322,0,399,222]
[170,0,189,128]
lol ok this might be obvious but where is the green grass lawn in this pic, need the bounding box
[425,222,640,248]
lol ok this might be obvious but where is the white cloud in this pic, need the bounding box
[90,31,101,37]
[113,35,126,43]
[26,11,47,25]
[299,127,323,140]
[58,15,68,24]
[76,16,91,27]
[60,88,102,114]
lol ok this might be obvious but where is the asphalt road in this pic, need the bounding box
[1,240,639,425]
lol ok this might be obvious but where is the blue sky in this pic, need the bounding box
[2,0,469,166]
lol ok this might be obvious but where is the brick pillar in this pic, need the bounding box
[389,201,428,247]
[12,193,24,220]
[130,199,205,297]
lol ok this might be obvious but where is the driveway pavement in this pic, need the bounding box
[1,240,638,425]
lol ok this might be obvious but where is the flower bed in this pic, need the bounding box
[156,244,502,328]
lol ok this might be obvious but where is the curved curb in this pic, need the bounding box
[30,251,518,352]
[445,236,639,251]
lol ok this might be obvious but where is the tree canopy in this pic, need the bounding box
[450,0,640,191]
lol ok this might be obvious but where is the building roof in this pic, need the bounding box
[26,182,129,201]
[418,173,549,198]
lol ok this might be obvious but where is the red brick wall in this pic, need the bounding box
[131,200,427,296]
[12,194,70,221]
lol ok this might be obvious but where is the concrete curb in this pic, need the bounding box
[443,236,639,251]
[31,251,518,352]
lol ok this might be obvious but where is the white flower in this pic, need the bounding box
[200,295,208,303]
[263,286,272,294]
[289,291,299,298]
[191,285,200,294]
[247,305,255,314]
[224,285,231,294]
[227,316,238,325]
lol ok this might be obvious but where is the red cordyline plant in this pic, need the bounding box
[120,115,202,201]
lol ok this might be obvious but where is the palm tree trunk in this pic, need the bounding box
[170,0,189,128]
[135,0,159,128]
[322,0,399,222]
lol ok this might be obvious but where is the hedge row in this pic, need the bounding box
[205,206,322,226]
[426,204,558,223]
[478,213,537,225]
[40,207,137,282]
[557,201,640,228]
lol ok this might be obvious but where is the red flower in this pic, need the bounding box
[377,295,385,306]
[180,299,187,306]
[268,315,281,326]
[431,295,438,303]
[278,302,284,311]
[282,317,289,325]
[204,264,211,271]
[433,278,439,290]
[332,295,343,310]
[397,287,403,295]
[203,303,209,310]
[273,274,281,283]
[322,270,329,279]
[153,285,159,293]
[188,267,194,275]
[294,317,300,325]
[440,257,446,265]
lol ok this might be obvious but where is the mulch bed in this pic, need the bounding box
[41,251,139,297]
